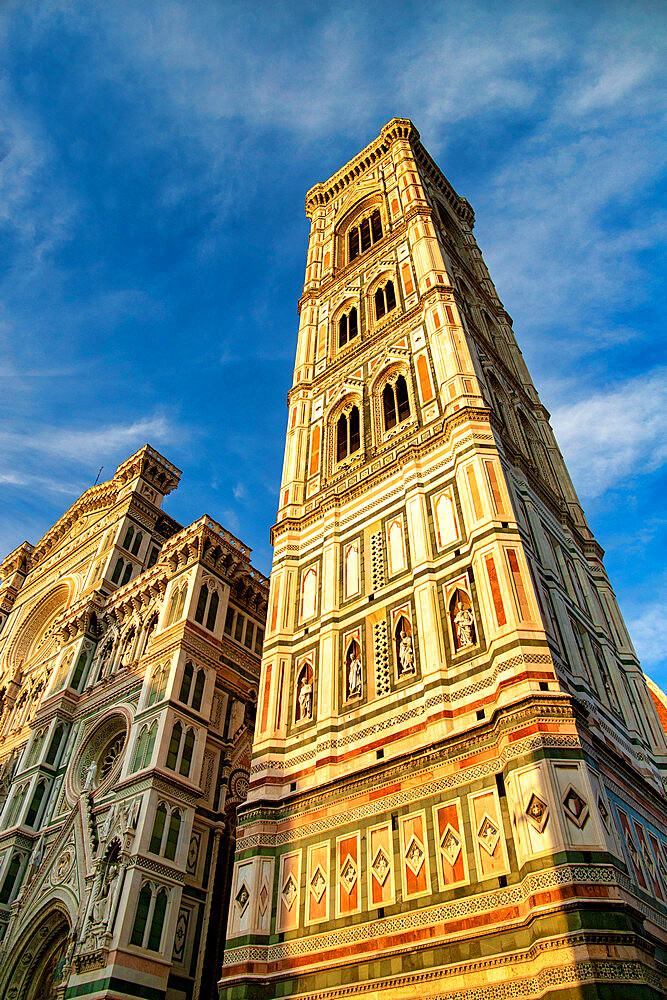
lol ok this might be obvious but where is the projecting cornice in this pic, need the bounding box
[305,118,418,217]
[304,118,470,225]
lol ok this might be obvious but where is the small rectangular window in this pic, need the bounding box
[243,622,255,649]
[255,629,264,656]
[234,614,245,643]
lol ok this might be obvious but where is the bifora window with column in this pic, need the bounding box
[374,280,396,321]
[336,405,361,463]
[382,374,411,431]
[338,306,358,348]
[348,209,382,263]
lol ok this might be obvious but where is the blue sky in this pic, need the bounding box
[0,1,665,686]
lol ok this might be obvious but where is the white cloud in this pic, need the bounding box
[550,368,667,499]
[0,410,186,469]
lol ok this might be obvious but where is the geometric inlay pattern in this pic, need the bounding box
[373,619,390,697]
[258,883,269,914]
[370,531,386,592]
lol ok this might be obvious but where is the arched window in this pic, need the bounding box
[205,591,219,631]
[45,723,65,766]
[71,648,90,689]
[139,613,159,657]
[111,558,124,584]
[149,803,167,854]
[25,780,47,827]
[121,562,133,587]
[194,583,219,631]
[348,209,382,263]
[5,785,28,828]
[147,665,168,707]
[0,852,24,905]
[336,406,361,462]
[119,627,136,667]
[123,525,135,550]
[133,726,148,772]
[164,811,181,861]
[145,721,158,768]
[147,888,167,951]
[130,884,152,946]
[28,728,47,765]
[175,586,187,621]
[166,723,182,770]
[374,280,396,321]
[131,531,143,556]
[338,307,358,348]
[179,662,193,704]
[179,728,195,777]
[165,588,179,627]
[191,670,205,712]
[194,585,208,624]
[382,375,410,431]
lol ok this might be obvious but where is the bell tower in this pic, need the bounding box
[219,119,667,1000]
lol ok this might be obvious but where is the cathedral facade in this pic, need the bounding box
[219,120,667,999]
[0,445,268,999]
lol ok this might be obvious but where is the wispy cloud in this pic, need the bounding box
[627,586,667,669]
[550,368,667,499]
[0,410,185,468]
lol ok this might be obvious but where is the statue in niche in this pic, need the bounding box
[295,665,313,722]
[395,617,415,677]
[346,642,362,699]
[450,589,476,650]
[298,682,312,721]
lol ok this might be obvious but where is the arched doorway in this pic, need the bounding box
[3,907,71,1000]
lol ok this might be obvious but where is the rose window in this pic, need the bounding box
[99,733,126,779]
